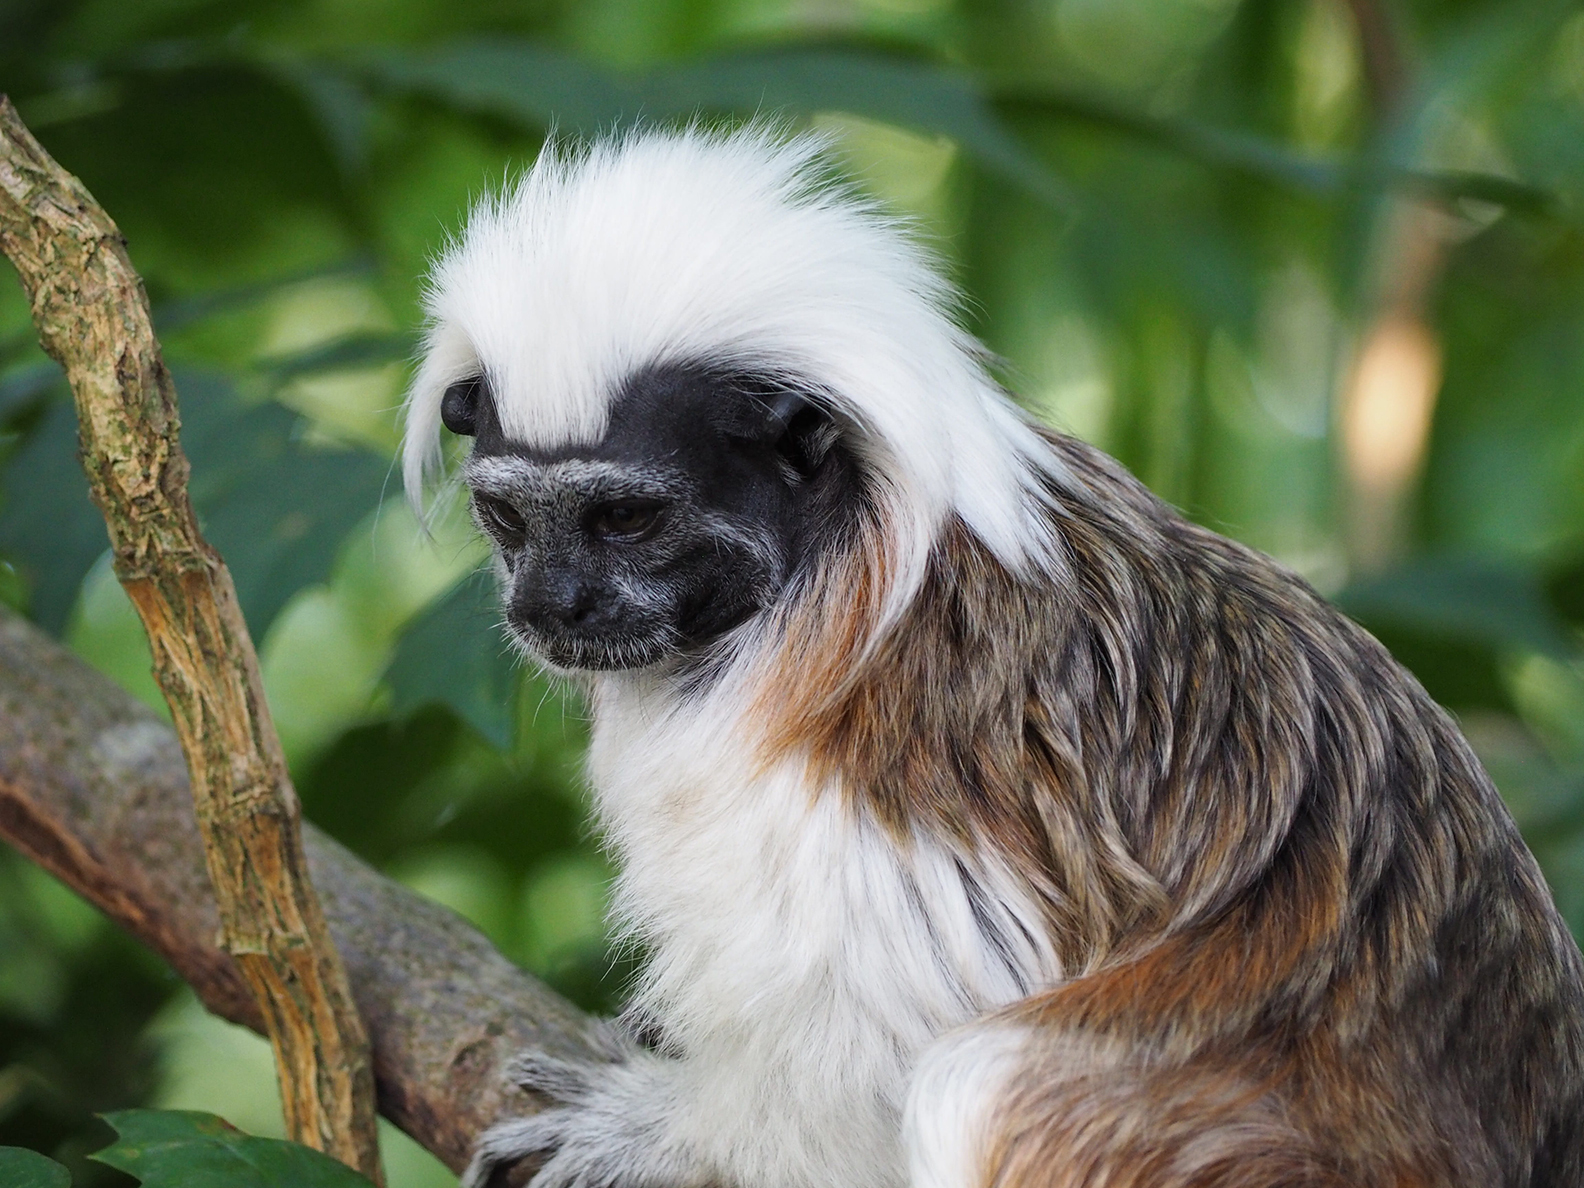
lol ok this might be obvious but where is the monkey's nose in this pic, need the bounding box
[515,575,614,632]
[561,583,602,626]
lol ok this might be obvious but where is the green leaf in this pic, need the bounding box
[175,369,388,637]
[199,443,387,638]
[263,59,376,175]
[0,394,111,634]
[1337,557,1578,660]
[355,41,1071,208]
[1548,554,1584,631]
[0,362,62,421]
[91,1109,377,1188]
[665,50,1070,209]
[0,1146,72,1188]
[0,328,37,366]
[151,257,378,335]
[0,368,386,638]
[351,40,623,134]
[254,331,414,385]
[349,38,1554,218]
[993,85,1558,215]
[387,568,520,749]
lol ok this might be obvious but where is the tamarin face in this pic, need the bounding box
[452,361,858,671]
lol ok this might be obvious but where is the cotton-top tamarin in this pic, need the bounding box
[402,127,1584,1188]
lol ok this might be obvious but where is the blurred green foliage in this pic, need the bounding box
[1,0,1582,1183]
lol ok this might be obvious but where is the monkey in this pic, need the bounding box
[402,126,1584,1188]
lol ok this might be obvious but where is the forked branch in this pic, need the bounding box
[0,93,384,1177]
[0,606,596,1173]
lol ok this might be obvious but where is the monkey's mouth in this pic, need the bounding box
[505,616,679,672]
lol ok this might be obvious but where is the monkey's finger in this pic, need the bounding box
[462,1112,571,1187]
[504,1052,596,1101]
[527,1150,601,1188]
[582,1015,640,1062]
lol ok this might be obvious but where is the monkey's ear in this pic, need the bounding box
[720,380,808,442]
[775,397,838,480]
[719,375,837,478]
[757,386,809,437]
[441,376,484,436]
[752,388,837,479]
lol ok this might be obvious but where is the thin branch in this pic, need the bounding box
[0,95,381,1178]
[1344,0,1408,116]
[1327,0,1454,573]
[991,88,1559,217]
[0,606,597,1172]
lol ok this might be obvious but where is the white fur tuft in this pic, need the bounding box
[582,672,1060,1188]
[403,125,1063,608]
[906,1025,1031,1188]
[408,124,1073,1188]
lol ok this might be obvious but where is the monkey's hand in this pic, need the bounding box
[463,1028,709,1188]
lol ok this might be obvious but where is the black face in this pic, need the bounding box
[452,362,861,672]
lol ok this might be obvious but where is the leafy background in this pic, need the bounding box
[2,0,1583,1183]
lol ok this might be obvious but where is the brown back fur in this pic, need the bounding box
[755,430,1584,1188]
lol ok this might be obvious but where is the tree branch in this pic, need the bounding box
[0,605,594,1173]
[1343,0,1407,118]
[0,93,384,1175]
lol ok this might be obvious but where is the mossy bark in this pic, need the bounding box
[0,94,383,1181]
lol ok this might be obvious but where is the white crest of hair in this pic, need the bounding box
[581,668,1059,1188]
[403,123,1066,635]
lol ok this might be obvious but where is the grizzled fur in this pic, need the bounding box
[404,127,1584,1188]
[757,430,1584,1186]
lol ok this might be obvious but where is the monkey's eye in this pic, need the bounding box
[587,501,664,541]
[474,495,527,543]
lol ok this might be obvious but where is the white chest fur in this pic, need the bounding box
[583,674,1061,1188]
